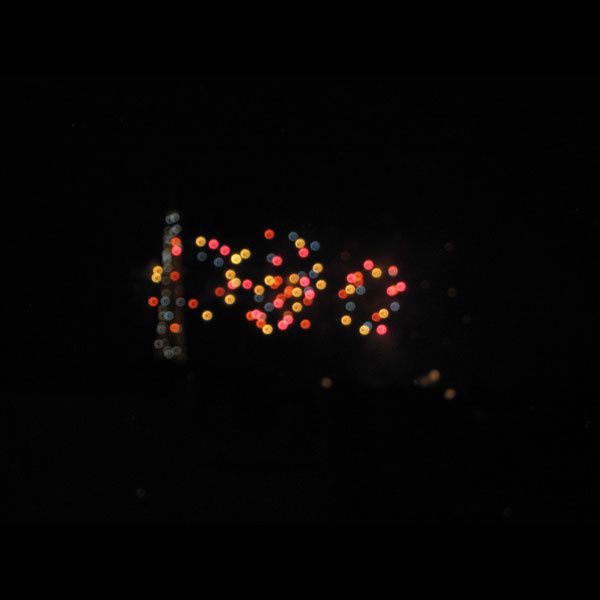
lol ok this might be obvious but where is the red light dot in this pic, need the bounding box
[171,245,182,256]
[376,324,388,335]
[274,298,284,309]
[208,239,219,250]
[169,271,180,281]
[246,311,254,321]
[338,290,348,300]
[169,323,181,334]
[273,276,283,287]
[372,312,381,322]
[171,237,182,246]
[264,229,275,240]
[272,255,283,266]
[396,281,407,293]
[300,319,311,330]
[220,245,231,256]
[363,259,374,271]
[298,248,309,258]
[188,299,199,309]
[242,279,253,290]
[277,320,288,330]
[303,297,313,306]
[148,296,159,307]
[215,287,226,297]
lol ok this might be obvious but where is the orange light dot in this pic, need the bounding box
[171,237,182,246]
[300,319,311,330]
[169,323,181,333]
[148,296,159,307]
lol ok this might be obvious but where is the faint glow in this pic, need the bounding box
[321,377,333,389]
[429,369,441,382]
[231,254,242,265]
[341,315,352,326]
[356,286,366,295]
[345,302,356,312]
[197,252,208,262]
[444,388,457,400]
[195,236,207,247]
[376,324,388,335]
[148,296,159,307]
[264,229,275,240]
[214,287,226,297]
[447,287,457,298]
[310,241,320,251]
[224,294,236,305]
[208,239,219,250]
[288,231,299,241]
[202,310,213,321]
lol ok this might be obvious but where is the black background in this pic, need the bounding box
[2,75,598,524]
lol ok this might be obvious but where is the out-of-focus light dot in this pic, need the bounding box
[215,287,226,297]
[264,275,274,286]
[208,239,219,250]
[299,276,310,287]
[298,248,309,258]
[300,319,311,329]
[220,245,231,256]
[266,253,275,263]
[346,273,356,284]
[444,242,454,252]
[230,278,241,289]
[372,268,382,278]
[148,296,159,307]
[283,313,294,324]
[197,251,208,262]
[292,302,303,313]
[379,308,389,319]
[202,310,213,321]
[444,388,457,400]
[169,271,180,281]
[256,319,266,329]
[152,265,163,274]
[309,270,318,279]
[262,324,273,335]
[188,299,199,309]
[171,237,182,246]
[242,279,253,290]
[356,285,366,295]
[304,288,316,300]
[316,279,327,290]
[397,281,407,293]
[254,294,264,303]
[376,324,388,335]
[195,236,206,247]
[265,302,274,312]
[429,369,441,382]
[345,284,356,295]
[175,297,185,307]
[341,315,352,326]
[254,285,265,295]
[169,323,181,334]
[388,265,399,276]
[338,289,348,299]
[292,287,303,298]
[345,302,356,312]
[288,231,299,241]
[372,312,381,322]
[246,310,255,321]
[151,273,162,283]
[295,238,305,249]
[363,259,374,271]
[225,269,236,280]
[321,377,333,389]
[447,287,457,298]
[288,274,299,284]
[364,321,373,329]
[386,285,398,296]
[310,241,320,251]
[264,229,275,240]
[214,257,225,268]
[224,294,236,305]
[164,311,174,321]
[273,298,284,309]
[359,325,370,335]
[272,255,283,267]
[312,263,323,273]
[277,320,288,330]
[390,301,400,312]
[160,297,170,307]
[231,254,242,265]
[240,249,251,259]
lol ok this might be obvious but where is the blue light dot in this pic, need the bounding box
[390,302,400,312]
[309,270,318,279]
[214,257,224,267]
[254,294,264,303]
[288,231,299,241]
[266,253,275,263]
[310,241,320,251]
[265,302,274,312]
[356,286,366,295]
[197,251,208,262]
[345,302,356,312]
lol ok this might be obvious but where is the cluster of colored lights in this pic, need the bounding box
[338,259,407,336]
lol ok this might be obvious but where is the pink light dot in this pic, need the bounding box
[388,266,399,276]
[363,259,374,271]
[298,248,309,258]
[220,245,231,256]
[171,245,182,256]
[346,273,356,284]
[278,320,288,330]
[376,324,388,335]
[283,314,294,325]
[386,285,398,296]
[299,276,310,287]
[242,279,253,290]
[273,299,284,309]
[208,239,219,250]
[396,281,407,293]
[304,289,315,300]
[272,256,283,267]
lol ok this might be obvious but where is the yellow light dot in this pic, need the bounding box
[312,263,323,273]
[341,315,352,326]
[262,324,273,335]
[224,294,236,305]
[292,302,303,312]
[372,268,382,278]
[230,278,241,289]
[231,254,242,265]
[264,275,274,286]
[289,273,299,284]
[151,273,162,283]
[152,265,163,274]
[359,325,370,335]
[345,284,356,295]
[240,249,251,259]
[379,308,389,319]
[295,238,306,249]
[195,236,206,247]
[201,310,213,321]
[292,287,303,298]
[316,279,327,290]
[254,285,265,295]
[225,269,236,280]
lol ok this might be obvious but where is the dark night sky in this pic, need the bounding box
[2,75,598,524]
